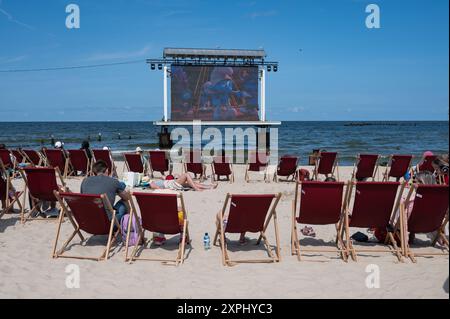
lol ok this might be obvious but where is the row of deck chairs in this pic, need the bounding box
[53,180,449,265]
[2,166,447,265]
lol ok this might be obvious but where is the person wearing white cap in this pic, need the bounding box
[54,141,64,149]
[102,146,109,151]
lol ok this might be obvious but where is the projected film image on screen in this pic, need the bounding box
[171,66,259,121]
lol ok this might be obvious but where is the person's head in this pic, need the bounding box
[81,140,90,149]
[0,143,6,150]
[135,146,143,154]
[54,141,63,149]
[102,146,109,151]
[324,176,337,182]
[422,151,434,160]
[432,155,449,175]
[415,171,437,185]
[92,160,109,175]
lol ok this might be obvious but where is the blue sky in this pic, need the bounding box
[0,0,448,121]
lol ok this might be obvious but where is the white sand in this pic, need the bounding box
[0,163,448,298]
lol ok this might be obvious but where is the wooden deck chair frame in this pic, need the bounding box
[339,181,405,262]
[18,167,67,224]
[312,152,340,181]
[21,149,44,167]
[52,192,121,261]
[0,170,24,219]
[125,193,190,266]
[382,154,414,182]
[351,154,380,182]
[211,158,235,183]
[0,150,21,179]
[397,185,449,263]
[245,151,269,183]
[213,193,282,266]
[43,149,70,180]
[291,181,349,262]
[183,150,206,182]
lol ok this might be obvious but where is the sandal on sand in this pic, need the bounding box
[301,226,316,237]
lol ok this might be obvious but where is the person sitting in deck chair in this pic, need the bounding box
[80,160,131,223]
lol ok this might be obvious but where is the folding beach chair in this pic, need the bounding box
[67,149,91,176]
[351,154,380,181]
[43,149,69,178]
[399,184,449,262]
[183,150,206,181]
[313,152,339,181]
[22,149,43,166]
[417,155,437,173]
[123,153,145,174]
[0,170,23,219]
[382,155,413,182]
[0,149,17,175]
[211,155,234,182]
[213,193,282,266]
[291,181,348,261]
[125,192,190,266]
[148,150,171,178]
[341,182,404,262]
[273,155,298,182]
[245,151,269,182]
[52,192,121,261]
[19,167,66,224]
[92,149,118,177]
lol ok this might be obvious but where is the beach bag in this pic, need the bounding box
[121,214,140,246]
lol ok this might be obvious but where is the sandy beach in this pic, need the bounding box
[0,162,448,299]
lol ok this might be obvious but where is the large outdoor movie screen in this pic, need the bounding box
[171,66,259,121]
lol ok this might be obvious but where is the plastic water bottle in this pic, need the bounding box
[203,233,211,250]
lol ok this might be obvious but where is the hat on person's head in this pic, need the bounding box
[54,141,63,148]
[423,151,434,157]
[102,146,109,151]
[136,147,143,152]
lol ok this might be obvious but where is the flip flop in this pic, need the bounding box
[301,226,316,237]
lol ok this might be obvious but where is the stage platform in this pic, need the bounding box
[153,121,281,126]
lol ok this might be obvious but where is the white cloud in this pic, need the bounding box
[0,55,27,65]
[290,106,306,113]
[85,45,152,62]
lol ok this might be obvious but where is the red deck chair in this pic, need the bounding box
[43,149,69,178]
[292,181,348,261]
[313,152,339,181]
[351,154,380,181]
[126,192,190,266]
[273,155,298,182]
[417,155,438,173]
[342,182,404,262]
[92,149,117,177]
[383,154,413,182]
[19,167,66,224]
[183,150,206,181]
[67,149,91,176]
[148,150,170,178]
[0,171,23,219]
[213,193,282,266]
[212,156,234,182]
[0,149,15,172]
[399,184,449,262]
[123,153,145,174]
[53,192,121,261]
[22,149,43,166]
[245,151,269,182]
